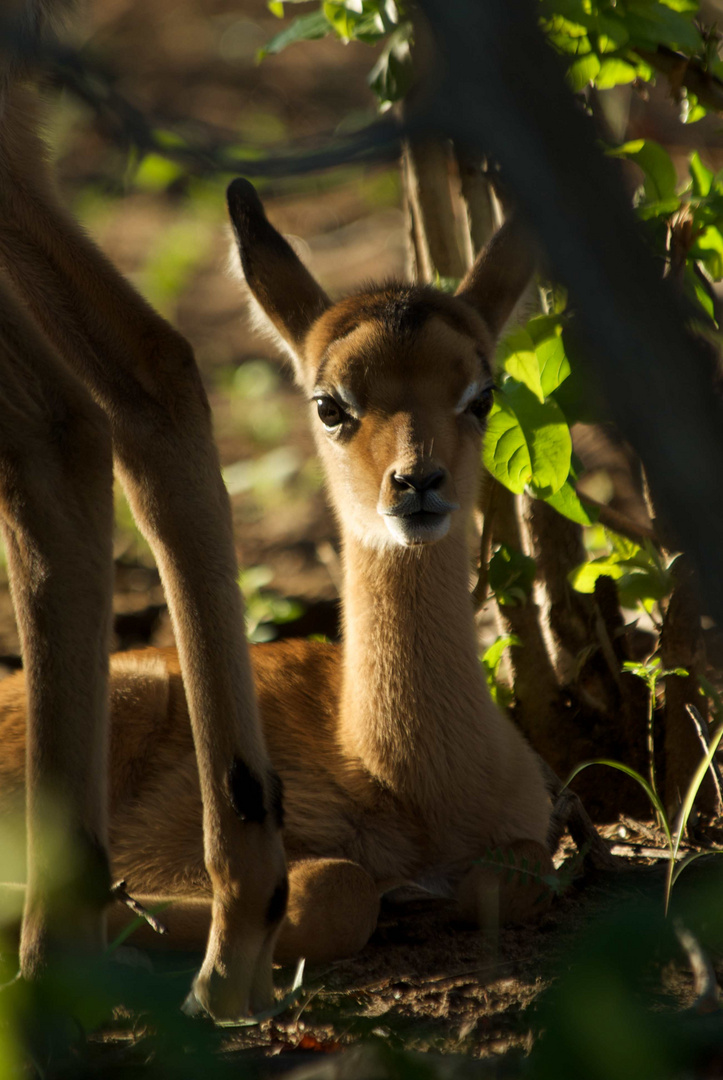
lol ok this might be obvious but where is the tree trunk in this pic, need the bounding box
[660,556,717,817]
[402,138,468,281]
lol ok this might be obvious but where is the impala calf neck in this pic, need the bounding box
[0,178,553,974]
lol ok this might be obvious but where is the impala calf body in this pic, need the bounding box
[0,172,553,977]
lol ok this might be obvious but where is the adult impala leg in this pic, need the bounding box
[0,284,113,971]
[0,88,287,1018]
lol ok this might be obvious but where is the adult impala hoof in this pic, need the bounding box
[180,989,206,1019]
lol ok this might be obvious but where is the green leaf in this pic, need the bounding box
[568,51,601,91]
[323,0,356,39]
[689,151,713,197]
[484,382,572,496]
[591,15,630,50]
[323,0,381,40]
[660,0,699,11]
[681,90,707,124]
[543,481,599,526]
[542,11,589,42]
[258,11,331,59]
[608,530,640,560]
[610,139,677,202]
[569,557,624,593]
[368,25,413,105]
[692,226,723,280]
[133,153,184,192]
[482,634,522,677]
[625,4,701,52]
[488,545,537,606]
[499,328,543,401]
[684,267,715,320]
[569,542,672,608]
[563,759,670,845]
[595,57,638,89]
[527,315,571,396]
[552,335,605,425]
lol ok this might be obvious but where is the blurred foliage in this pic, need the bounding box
[569,528,673,613]
[239,565,304,642]
[530,877,723,1080]
[261,0,413,111]
[488,544,538,608]
[481,633,522,707]
[541,0,709,116]
[219,359,291,446]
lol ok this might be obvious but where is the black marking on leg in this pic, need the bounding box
[268,769,284,830]
[77,830,113,906]
[266,876,289,926]
[228,757,266,824]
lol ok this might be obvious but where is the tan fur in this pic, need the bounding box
[1,173,553,978]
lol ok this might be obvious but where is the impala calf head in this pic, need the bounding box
[227,179,533,550]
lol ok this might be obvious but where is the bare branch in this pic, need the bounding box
[636,45,723,117]
[0,15,401,179]
[402,138,467,281]
[110,880,168,936]
[542,760,617,871]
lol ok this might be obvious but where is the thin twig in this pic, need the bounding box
[575,488,658,546]
[635,45,723,118]
[110,880,168,936]
[0,17,402,178]
[472,476,498,608]
[619,815,659,842]
[609,844,683,860]
[686,703,723,811]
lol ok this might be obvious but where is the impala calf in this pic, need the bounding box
[0,179,553,974]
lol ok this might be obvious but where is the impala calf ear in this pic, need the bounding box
[455,216,536,339]
[227,178,330,363]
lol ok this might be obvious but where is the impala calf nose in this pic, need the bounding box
[390,469,446,494]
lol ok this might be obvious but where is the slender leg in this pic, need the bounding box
[0,87,287,1017]
[0,283,114,971]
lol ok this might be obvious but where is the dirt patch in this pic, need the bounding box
[70,819,721,1077]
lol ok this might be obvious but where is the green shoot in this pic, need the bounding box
[622,657,688,823]
[563,714,723,912]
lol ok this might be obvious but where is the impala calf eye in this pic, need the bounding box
[315,396,346,429]
[467,387,494,423]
